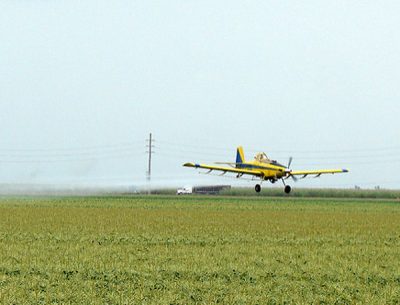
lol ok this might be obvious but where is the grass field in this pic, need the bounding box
[0,196,399,304]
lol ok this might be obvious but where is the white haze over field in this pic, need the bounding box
[1,0,400,191]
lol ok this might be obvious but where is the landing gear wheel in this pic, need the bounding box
[255,184,261,193]
[284,185,291,194]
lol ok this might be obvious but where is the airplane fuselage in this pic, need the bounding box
[236,160,288,181]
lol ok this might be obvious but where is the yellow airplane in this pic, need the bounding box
[183,146,348,194]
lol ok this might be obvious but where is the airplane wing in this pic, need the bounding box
[289,168,349,178]
[183,162,262,176]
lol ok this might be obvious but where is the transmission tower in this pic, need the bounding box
[146,132,155,181]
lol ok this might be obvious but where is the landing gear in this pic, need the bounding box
[284,185,291,194]
[281,179,292,194]
[254,182,291,193]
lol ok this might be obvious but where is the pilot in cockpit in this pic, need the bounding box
[254,152,271,163]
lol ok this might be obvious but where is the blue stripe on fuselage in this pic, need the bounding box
[236,163,285,171]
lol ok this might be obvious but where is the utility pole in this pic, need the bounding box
[146,133,155,182]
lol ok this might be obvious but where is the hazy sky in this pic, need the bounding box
[1,1,400,189]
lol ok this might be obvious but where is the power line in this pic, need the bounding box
[0,152,140,163]
[0,147,141,158]
[2,139,400,160]
[0,141,144,153]
[157,140,400,155]
[156,146,400,164]
[0,138,399,170]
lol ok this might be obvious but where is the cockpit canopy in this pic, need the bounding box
[254,152,270,163]
[254,152,285,167]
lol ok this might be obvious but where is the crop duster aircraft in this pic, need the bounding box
[183,146,348,194]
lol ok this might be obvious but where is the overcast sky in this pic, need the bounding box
[1,1,400,189]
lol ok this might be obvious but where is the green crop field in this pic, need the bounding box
[0,196,400,304]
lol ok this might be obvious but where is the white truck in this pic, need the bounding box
[176,186,193,195]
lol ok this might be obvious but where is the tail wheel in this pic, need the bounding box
[255,184,261,193]
[284,185,291,194]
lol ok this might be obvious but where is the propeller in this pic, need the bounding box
[285,156,298,182]
[287,156,293,169]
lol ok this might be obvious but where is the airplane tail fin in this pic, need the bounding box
[236,146,245,167]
